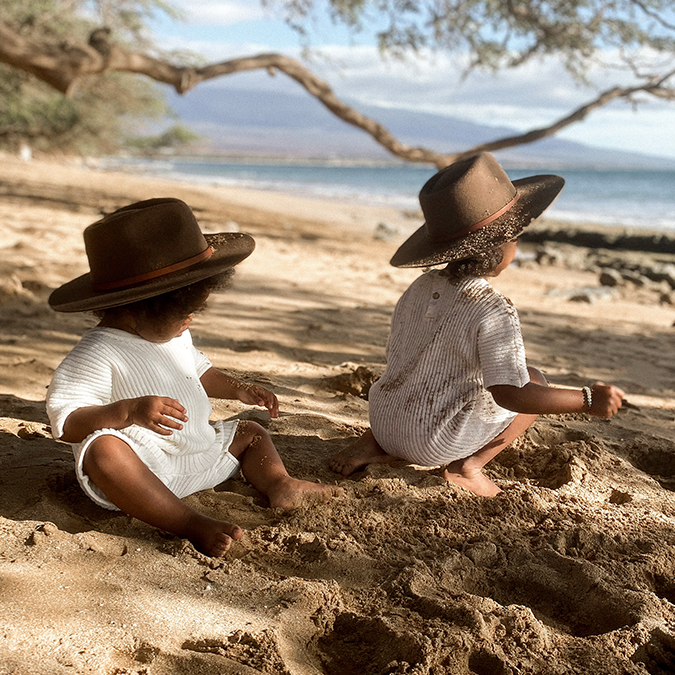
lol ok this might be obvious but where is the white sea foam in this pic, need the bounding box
[103,157,675,232]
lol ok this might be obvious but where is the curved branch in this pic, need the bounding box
[461,71,675,156]
[1,21,673,169]
[0,21,453,166]
[194,54,456,165]
[630,0,675,31]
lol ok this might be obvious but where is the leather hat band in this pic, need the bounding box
[92,247,213,292]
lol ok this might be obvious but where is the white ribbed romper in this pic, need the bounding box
[368,271,530,466]
[46,328,240,510]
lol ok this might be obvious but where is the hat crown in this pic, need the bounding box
[389,152,564,268]
[84,198,209,289]
[419,153,517,242]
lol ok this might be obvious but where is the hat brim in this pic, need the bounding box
[390,174,564,268]
[49,232,255,313]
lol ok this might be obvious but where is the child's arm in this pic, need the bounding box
[200,367,279,418]
[488,381,624,418]
[60,396,188,443]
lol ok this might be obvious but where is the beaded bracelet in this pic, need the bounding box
[581,386,593,411]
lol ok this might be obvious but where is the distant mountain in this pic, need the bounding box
[166,86,675,169]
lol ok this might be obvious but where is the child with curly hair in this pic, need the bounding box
[47,198,341,557]
[330,153,624,496]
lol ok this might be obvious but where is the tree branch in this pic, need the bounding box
[1,20,673,169]
[630,0,675,31]
[0,21,454,166]
[463,71,675,155]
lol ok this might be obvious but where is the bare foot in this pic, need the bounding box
[442,460,502,497]
[329,429,395,476]
[267,476,344,510]
[183,511,244,557]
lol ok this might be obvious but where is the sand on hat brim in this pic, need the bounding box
[390,174,564,268]
[48,232,255,313]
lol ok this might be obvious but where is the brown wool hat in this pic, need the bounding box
[49,198,255,312]
[390,152,564,268]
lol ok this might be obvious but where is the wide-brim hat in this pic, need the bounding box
[49,197,255,312]
[390,152,564,268]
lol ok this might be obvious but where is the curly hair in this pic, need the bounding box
[438,245,505,282]
[93,269,235,325]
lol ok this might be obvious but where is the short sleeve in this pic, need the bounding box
[46,342,114,440]
[477,296,529,389]
[192,346,212,377]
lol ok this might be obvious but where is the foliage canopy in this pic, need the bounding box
[267,0,675,79]
[0,0,178,154]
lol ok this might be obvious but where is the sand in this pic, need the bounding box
[1,153,675,675]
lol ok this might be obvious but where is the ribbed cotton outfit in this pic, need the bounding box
[46,328,240,510]
[368,271,530,466]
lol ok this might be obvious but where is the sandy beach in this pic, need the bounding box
[1,153,675,675]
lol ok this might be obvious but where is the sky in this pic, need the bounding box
[147,0,675,161]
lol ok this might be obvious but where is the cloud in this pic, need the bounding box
[300,45,674,135]
[159,36,274,61]
[169,0,265,26]
[301,46,585,125]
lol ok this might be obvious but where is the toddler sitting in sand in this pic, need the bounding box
[47,198,341,557]
[330,153,625,496]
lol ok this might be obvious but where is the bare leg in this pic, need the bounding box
[82,435,243,557]
[329,428,396,476]
[443,367,547,497]
[229,421,343,509]
[442,411,537,496]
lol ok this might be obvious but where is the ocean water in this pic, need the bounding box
[103,157,675,232]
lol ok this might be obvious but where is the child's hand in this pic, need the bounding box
[237,384,279,418]
[588,382,625,418]
[199,368,279,416]
[128,396,188,435]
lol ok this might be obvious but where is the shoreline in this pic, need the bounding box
[90,153,675,235]
[0,153,413,237]
[6,152,675,246]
